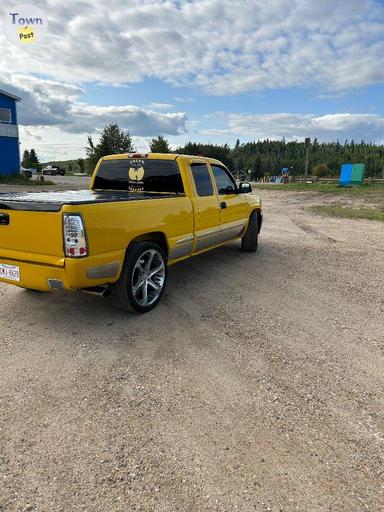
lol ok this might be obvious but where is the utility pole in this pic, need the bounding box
[304,137,311,181]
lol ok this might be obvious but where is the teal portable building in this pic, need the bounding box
[339,163,365,186]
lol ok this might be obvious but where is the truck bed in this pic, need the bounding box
[0,190,178,212]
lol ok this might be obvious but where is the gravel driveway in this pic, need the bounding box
[0,189,383,511]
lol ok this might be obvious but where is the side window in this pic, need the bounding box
[0,108,11,124]
[191,163,214,196]
[211,165,237,195]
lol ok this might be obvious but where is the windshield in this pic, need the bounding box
[93,158,184,194]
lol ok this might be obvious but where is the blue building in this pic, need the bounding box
[0,89,21,176]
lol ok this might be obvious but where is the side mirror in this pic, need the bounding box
[238,182,252,194]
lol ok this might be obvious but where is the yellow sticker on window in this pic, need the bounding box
[129,166,145,181]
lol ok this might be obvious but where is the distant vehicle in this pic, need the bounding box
[42,166,66,176]
[20,166,39,178]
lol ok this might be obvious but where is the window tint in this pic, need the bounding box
[0,108,11,123]
[211,165,237,194]
[93,159,184,193]
[191,163,213,196]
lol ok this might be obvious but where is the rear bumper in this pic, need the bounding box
[0,250,125,292]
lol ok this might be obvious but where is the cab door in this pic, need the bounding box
[210,164,249,242]
[189,161,221,252]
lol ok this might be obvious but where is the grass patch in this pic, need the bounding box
[253,183,384,195]
[0,175,54,186]
[311,205,384,222]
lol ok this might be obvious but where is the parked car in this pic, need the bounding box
[42,166,66,176]
[20,166,39,178]
[0,153,262,312]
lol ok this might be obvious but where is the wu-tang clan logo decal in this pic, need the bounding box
[129,166,144,181]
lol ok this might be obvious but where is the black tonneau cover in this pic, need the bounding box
[0,190,179,212]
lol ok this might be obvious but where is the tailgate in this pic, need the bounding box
[0,209,64,266]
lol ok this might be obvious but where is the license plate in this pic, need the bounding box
[0,263,20,282]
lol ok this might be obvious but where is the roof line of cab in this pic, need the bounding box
[100,153,225,166]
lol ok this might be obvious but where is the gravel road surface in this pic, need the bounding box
[0,187,383,511]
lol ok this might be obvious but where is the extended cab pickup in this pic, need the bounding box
[0,153,262,312]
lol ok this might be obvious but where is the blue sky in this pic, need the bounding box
[1,0,384,160]
[83,81,384,117]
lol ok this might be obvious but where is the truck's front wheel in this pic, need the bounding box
[241,212,259,252]
[109,242,167,313]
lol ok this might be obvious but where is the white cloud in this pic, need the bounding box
[0,74,186,135]
[2,0,384,160]
[200,112,384,143]
[69,103,186,135]
[146,102,175,110]
[0,0,383,95]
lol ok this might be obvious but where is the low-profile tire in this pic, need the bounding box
[109,241,167,313]
[241,212,259,252]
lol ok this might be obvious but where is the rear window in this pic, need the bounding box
[93,159,184,194]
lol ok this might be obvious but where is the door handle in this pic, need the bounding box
[220,201,227,209]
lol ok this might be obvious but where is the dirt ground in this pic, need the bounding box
[0,183,383,511]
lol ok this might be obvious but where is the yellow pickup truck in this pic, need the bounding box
[0,153,262,312]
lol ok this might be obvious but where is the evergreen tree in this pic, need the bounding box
[149,136,171,153]
[21,149,30,168]
[86,123,135,168]
[176,142,233,170]
[29,149,39,167]
[22,149,41,170]
[225,139,384,177]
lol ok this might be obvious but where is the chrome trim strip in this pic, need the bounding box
[176,235,194,245]
[221,220,248,232]
[195,221,247,252]
[196,227,221,240]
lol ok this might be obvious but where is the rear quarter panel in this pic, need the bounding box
[63,195,194,261]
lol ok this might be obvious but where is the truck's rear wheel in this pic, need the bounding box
[241,212,259,252]
[109,242,167,313]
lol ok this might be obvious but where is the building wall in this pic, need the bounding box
[0,93,20,176]
[0,137,20,175]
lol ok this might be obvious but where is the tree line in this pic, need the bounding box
[27,123,384,178]
[174,138,384,178]
[86,125,384,178]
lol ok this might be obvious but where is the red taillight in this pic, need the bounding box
[63,214,88,258]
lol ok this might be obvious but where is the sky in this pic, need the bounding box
[1,0,384,161]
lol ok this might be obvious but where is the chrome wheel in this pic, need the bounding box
[131,249,165,307]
